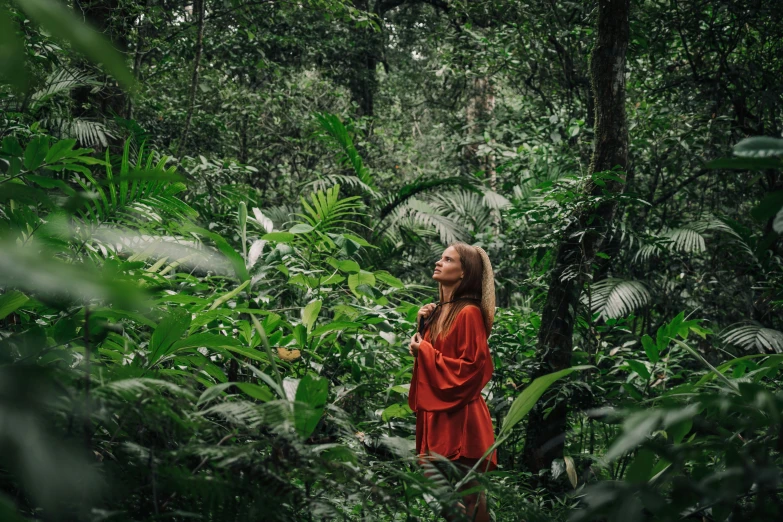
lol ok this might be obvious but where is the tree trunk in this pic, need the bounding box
[72,0,130,131]
[522,0,630,474]
[179,0,207,154]
[464,77,500,232]
[348,0,379,119]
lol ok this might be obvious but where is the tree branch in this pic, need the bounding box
[652,168,710,206]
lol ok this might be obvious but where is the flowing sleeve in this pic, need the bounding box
[408,306,491,413]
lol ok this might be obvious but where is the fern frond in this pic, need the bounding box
[586,278,650,319]
[723,324,783,353]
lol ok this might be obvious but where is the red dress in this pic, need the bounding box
[408,305,497,471]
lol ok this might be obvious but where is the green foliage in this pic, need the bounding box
[2,0,783,519]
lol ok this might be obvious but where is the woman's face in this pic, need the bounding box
[433,246,463,284]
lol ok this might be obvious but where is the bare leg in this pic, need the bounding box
[460,480,489,522]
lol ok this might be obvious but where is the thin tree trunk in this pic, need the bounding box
[179,0,206,154]
[522,0,630,474]
[464,77,500,233]
[127,0,150,121]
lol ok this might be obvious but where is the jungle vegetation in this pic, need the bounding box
[1,0,783,520]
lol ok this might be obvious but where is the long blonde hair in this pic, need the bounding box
[428,242,485,340]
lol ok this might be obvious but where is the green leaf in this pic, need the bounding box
[0,183,52,206]
[148,308,191,367]
[641,334,658,363]
[381,403,412,422]
[197,381,272,404]
[293,324,307,348]
[197,382,234,405]
[626,360,650,379]
[348,270,376,297]
[262,232,295,243]
[733,136,783,158]
[672,339,740,394]
[183,224,249,282]
[625,448,655,484]
[236,383,273,402]
[23,136,49,170]
[0,8,27,90]
[301,300,322,332]
[44,139,76,164]
[751,191,783,222]
[311,321,362,337]
[500,365,592,436]
[342,233,372,247]
[26,174,76,195]
[208,280,250,311]
[706,157,783,170]
[668,419,692,444]
[294,374,328,439]
[169,333,242,353]
[221,344,271,363]
[14,0,136,88]
[114,169,187,183]
[1,136,23,156]
[0,290,29,320]
[327,257,361,273]
[290,223,314,234]
[374,270,404,289]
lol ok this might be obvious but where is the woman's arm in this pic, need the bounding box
[409,307,491,412]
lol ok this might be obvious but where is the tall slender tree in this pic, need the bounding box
[179,0,206,154]
[522,0,631,473]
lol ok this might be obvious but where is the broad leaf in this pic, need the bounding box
[148,309,191,367]
[301,300,322,332]
[0,290,28,320]
[500,365,592,436]
[294,374,328,439]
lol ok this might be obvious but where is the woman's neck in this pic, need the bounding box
[441,284,457,303]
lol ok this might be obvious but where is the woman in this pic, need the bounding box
[408,242,496,522]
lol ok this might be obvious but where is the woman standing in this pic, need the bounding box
[408,242,497,522]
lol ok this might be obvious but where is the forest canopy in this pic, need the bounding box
[1,0,782,520]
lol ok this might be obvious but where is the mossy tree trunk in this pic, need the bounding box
[522,0,630,474]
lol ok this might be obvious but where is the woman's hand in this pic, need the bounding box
[417,303,437,323]
[409,332,422,357]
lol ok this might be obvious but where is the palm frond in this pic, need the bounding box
[31,68,100,110]
[43,117,115,147]
[377,176,481,222]
[305,174,377,197]
[430,189,494,233]
[723,324,783,353]
[586,278,650,319]
[384,198,468,245]
[262,204,299,230]
[482,187,511,210]
[636,218,743,260]
[298,185,364,234]
[314,113,374,189]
